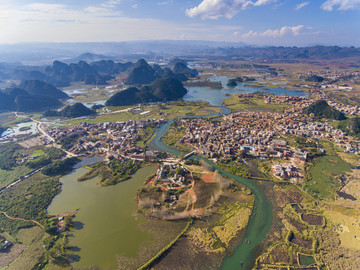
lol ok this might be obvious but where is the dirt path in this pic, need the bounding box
[1,211,44,229]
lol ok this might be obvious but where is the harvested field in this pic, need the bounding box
[270,244,290,264]
[289,233,313,250]
[274,185,303,207]
[301,213,323,226]
[193,181,218,208]
[312,230,360,269]
[18,137,43,148]
[0,243,26,269]
[287,217,307,232]
[153,235,224,270]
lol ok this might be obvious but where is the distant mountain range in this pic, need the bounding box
[125,59,197,85]
[0,58,197,88]
[0,58,196,111]
[0,41,359,64]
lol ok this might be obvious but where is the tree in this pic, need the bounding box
[175,167,186,176]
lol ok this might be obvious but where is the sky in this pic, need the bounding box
[0,0,359,46]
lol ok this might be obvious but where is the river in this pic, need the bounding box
[150,119,273,269]
[150,80,305,269]
[47,80,304,269]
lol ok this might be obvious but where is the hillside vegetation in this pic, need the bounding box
[304,100,346,120]
[106,77,187,106]
[0,80,68,112]
[44,102,95,118]
[338,117,360,138]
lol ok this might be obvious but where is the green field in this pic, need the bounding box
[161,122,192,152]
[0,165,33,189]
[62,101,221,126]
[223,95,291,113]
[304,155,352,199]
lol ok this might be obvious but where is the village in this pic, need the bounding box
[299,69,360,85]
[45,119,165,160]
[178,103,359,181]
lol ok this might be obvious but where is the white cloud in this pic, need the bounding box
[242,25,311,38]
[101,0,122,8]
[295,1,309,10]
[158,1,174,5]
[0,3,244,43]
[186,0,274,19]
[321,0,360,11]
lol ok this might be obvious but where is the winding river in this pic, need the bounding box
[48,81,304,269]
[150,81,306,269]
[149,108,273,269]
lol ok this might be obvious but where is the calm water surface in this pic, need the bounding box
[47,164,156,269]
[183,76,306,107]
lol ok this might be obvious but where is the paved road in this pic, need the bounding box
[31,118,77,157]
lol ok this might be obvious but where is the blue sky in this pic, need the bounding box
[0,0,359,46]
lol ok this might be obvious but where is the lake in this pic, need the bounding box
[47,164,156,269]
[183,75,306,107]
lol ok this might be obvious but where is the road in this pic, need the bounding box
[31,118,77,157]
[1,211,44,229]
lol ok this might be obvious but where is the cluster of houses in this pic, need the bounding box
[154,163,190,203]
[326,100,360,116]
[47,119,164,159]
[178,108,358,161]
[299,70,360,84]
[272,163,302,182]
[263,95,307,104]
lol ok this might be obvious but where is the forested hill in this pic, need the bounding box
[106,77,187,106]
[338,117,360,138]
[304,100,347,120]
[0,80,68,112]
[44,103,95,118]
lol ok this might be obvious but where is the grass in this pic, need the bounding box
[223,95,290,113]
[31,149,46,157]
[62,101,222,126]
[136,127,157,147]
[0,165,33,189]
[6,227,45,270]
[323,207,360,251]
[213,202,252,246]
[161,123,192,152]
[5,117,32,127]
[303,155,352,199]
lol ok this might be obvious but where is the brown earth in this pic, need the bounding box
[301,213,323,226]
[289,234,313,250]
